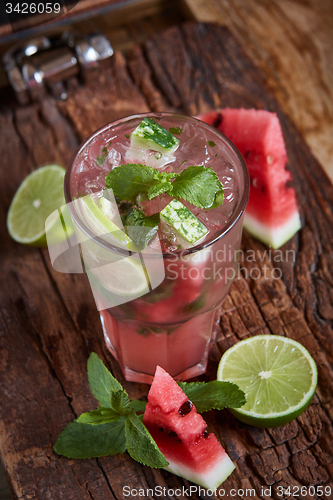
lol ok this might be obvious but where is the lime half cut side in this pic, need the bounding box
[7,165,66,247]
[217,335,318,428]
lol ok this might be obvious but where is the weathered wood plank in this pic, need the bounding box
[57,52,149,142]
[0,21,332,500]
[181,0,333,182]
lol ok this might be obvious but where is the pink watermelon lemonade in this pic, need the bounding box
[65,113,249,383]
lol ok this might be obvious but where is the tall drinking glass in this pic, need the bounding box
[65,113,249,383]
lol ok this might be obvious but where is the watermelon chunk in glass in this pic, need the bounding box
[143,366,235,489]
[198,108,301,248]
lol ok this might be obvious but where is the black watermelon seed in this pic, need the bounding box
[178,400,193,416]
[213,112,223,128]
[167,430,178,438]
[203,428,209,438]
[158,427,164,432]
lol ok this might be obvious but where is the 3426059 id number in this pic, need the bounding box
[277,485,331,497]
[5,2,61,14]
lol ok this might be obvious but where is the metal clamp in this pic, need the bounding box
[3,32,113,104]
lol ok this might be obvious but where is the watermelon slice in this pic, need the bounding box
[198,108,301,248]
[143,366,235,489]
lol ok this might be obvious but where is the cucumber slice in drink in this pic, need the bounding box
[160,199,208,245]
[131,117,180,153]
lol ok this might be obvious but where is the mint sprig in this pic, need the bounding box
[55,353,165,466]
[105,163,224,209]
[54,353,246,466]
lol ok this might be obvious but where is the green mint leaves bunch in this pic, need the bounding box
[105,163,224,210]
[54,353,166,466]
[54,353,246,467]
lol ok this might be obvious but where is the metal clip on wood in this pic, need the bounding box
[2,32,113,104]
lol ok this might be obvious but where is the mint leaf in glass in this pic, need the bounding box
[105,164,157,202]
[125,207,159,249]
[125,411,168,468]
[147,182,173,199]
[54,419,127,459]
[172,165,224,209]
[210,188,224,209]
[96,147,108,166]
[168,127,182,135]
[87,352,123,407]
[178,380,246,413]
[105,163,223,209]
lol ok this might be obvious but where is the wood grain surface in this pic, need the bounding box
[0,21,332,500]
[182,0,333,182]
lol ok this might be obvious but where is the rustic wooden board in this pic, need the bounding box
[0,22,332,500]
[182,0,333,183]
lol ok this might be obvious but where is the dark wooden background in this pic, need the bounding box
[0,2,333,500]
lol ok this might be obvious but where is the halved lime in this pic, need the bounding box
[7,165,67,247]
[217,335,318,428]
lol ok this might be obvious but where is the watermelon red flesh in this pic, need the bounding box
[143,366,235,489]
[198,108,301,248]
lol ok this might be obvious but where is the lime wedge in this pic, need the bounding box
[7,165,67,247]
[87,254,150,305]
[79,194,132,249]
[217,335,318,428]
[78,194,149,303]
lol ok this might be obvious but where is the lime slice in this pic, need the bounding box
[217,335,318,428]
[87,254,150,304]
[78,195,148,303]
[79,194,132,249]
[7,165,67,247]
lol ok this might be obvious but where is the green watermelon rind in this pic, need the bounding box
[165,450,235,489]
[244,210,301,249]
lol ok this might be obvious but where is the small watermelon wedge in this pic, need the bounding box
[143,366,235,489]
[198,108,301,248]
